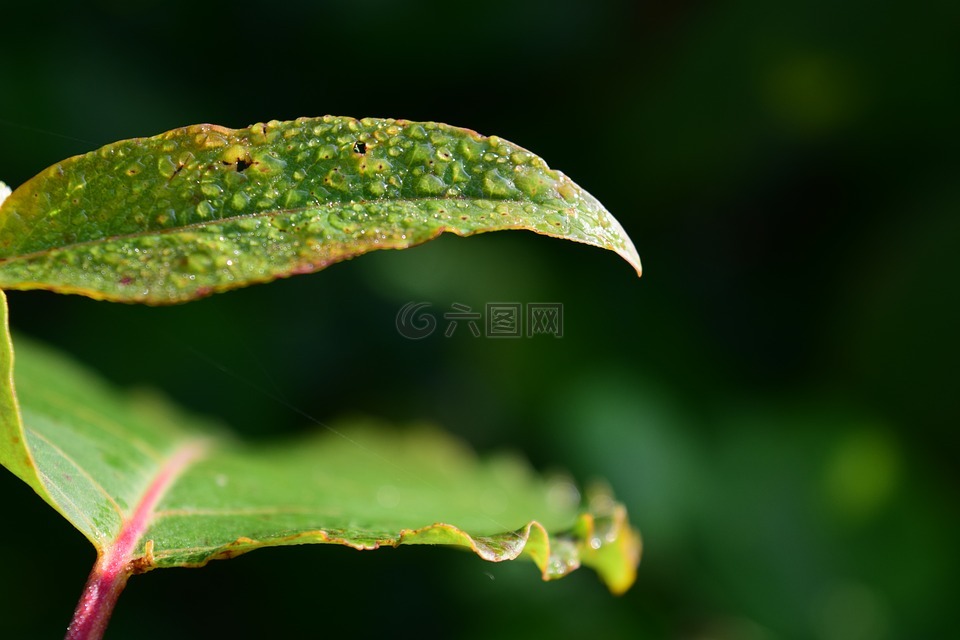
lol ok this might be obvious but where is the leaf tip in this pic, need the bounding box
[595,203,642,278]
[568,491,642,595]
[618,240,643,278]
[558,175,641,278]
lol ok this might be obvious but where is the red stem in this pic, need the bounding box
[65,442,206,640]
[65,551,132,640]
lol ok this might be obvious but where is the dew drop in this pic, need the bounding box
[196,201,215,218]
[201,183,224,198]
[417,174,446,195]
[231,191,251,210]
[558,182,579,204]
[482,169,516,197]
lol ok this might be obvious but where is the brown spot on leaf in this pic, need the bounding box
[130,540,155,574]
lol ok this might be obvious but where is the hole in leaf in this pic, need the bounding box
[236,158,252,172]
[354,141,367,154]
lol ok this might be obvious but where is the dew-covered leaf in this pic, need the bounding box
[0,117,640,304]
[0,291,640,595]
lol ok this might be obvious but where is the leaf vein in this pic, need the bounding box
[28,427,126,520]
[152,506,343,519]
[0,197,539,264]
[25,388,164,462]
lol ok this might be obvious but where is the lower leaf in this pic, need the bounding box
[0,291,640,612]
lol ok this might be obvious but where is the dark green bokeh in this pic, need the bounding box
[1,0,956,638]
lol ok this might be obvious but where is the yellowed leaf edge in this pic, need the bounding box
[143,506,640,594]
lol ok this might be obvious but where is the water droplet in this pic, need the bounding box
[316,144,338,161]
[407,143,433,165]
[252,150,287,174]
[513,167,546,197]
[231,191,251,210]
[196,201,215,218]
[201,183,223,198]
[282,189,304,207]
[545,213,569,230]
[483,169,516,197]
[510,151,531,164]
[417,174,446,195]
[558,182,579,204]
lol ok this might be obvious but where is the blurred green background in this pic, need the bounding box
[1,0,957,638]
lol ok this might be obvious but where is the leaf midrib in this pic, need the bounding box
[102,439,209,567]
[0,195,553,263]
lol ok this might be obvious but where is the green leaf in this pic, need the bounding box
[0,291,640,595]
[0,117,640,304]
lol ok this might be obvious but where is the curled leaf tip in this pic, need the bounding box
[575,504,642,595]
